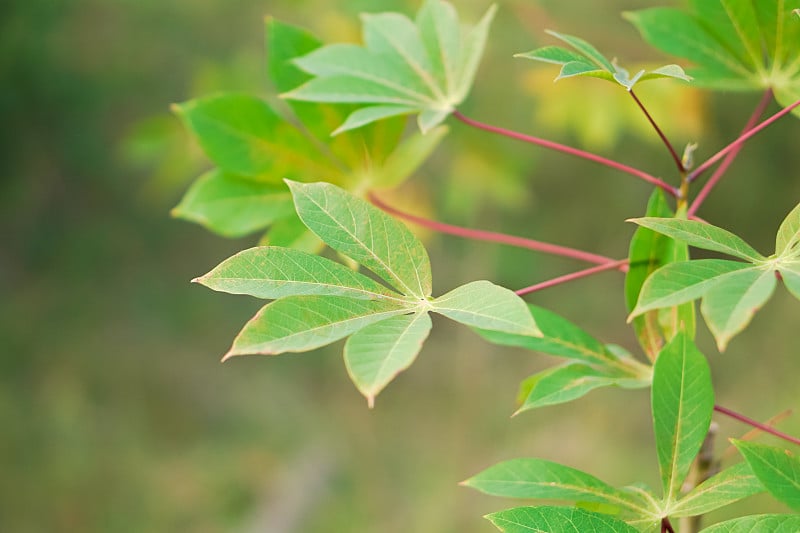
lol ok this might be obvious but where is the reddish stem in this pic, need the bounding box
[451,110,678,197]
[368,191,621,266]
[688,90,774,216]
[714,404,800,447]
[629,89,685,174]
[688,94,797,184]
[661,517,675,533]
[515,259,629,296]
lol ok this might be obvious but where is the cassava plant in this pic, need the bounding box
[174,1,800,531]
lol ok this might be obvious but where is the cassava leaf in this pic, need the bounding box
[344,312,432,407]
[700,267,777,351]
[283,0,497,133]
[700,514,800,532]
[734,440,800,511]
[670,461,763,517]
[515,363,646,413]
[193,246,403,301]
[172,170,294,238]
[625,1,800,118]
[779,263,800,300]
[776,201,800,256]
[628,218,766,261]
[515,30,690,90]
[463,458,645,514]
[485,506,640,533]
[432,281,540,336]
[630,260,754,318]
[287,181,432,299]
[224,296,408,359]
[652,332,714,503]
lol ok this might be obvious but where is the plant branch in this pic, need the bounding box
[515,259,629,296]
[629,89,684,173]
[688,93,796,184]
[687,90,774,216]
[368,191,622,266]
[714,404,800,447]
[451,110,678,197]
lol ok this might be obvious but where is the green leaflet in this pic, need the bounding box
[432,281,540,336]
[734,440,800,511]
[669,462,763,517]
[344,312,432,407]
[700,267,777,351]
[287,181,433,299]
[628,218,765,262]
[516,30,690,90]
[651,332,714,503]
[224,296,408,358]
[700,514,800,532]
[283,0,497,133]
[780,263,800,300]
[193,246,403,301]
[515,363,648,413]
[485,506,640,533]
[776,201,800,255]
[463,458,646,516]
[625,1,800,117]
[172,170,295,238]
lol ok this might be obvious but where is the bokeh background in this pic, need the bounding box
[3,0,799,531]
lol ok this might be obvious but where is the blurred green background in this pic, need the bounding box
[3,0,799,531]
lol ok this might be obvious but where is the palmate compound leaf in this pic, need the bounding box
[652,332,714,504]
[282,0,497,134]
[515,30,691,90]
[485,506,640,533]
[173,19,447,241]
[625,1,800,118]
[200,182,539,405]
[733,440,800,511]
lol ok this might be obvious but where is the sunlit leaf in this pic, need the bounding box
[734,440,800,511]
[432,281,540,336]
[287,181,432,299]
[628,218,766,261]
[283,0,497,133]
[700,267,777,351]
[193,246,403,301]
[224,296,407,359]
[779,263,800,300]
[485,506,639,533]
[652,332,714,502]
[776,201,800,255]
[670,462,763,517]
[700,514,800,532]
[345,312,432,407]
[172,170,294,237]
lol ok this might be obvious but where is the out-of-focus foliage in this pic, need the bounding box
[3,0,800,532]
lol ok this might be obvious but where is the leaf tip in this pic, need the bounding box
[221,350,238,363]
[367,395,376,409]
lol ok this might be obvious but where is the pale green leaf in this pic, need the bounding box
[172,170,294,238]
[776,201,800,255]
[476,304,614,366]
[285,75,424,106]
[463,458,645,514]
[670,462,763,517]
[344,312,432,407]
[287,181,432,298]
[332,105,416,136]
[652,332,714,502]
[638,64,693,83]
[432,281,540,336]
[516,364,631,413]
[453,3,497,102]
[486,506,640,533]
[224,296,407,358]
[629,218,765,261]
[700,267,777,351]
[779,264,800,300]
[734,440,800,511]
[630,260,753,317]
[193,246,403,301]
[545,30,615,71]
[701,514,800,532]
[416,0,461,96]
[514,46,586,65]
